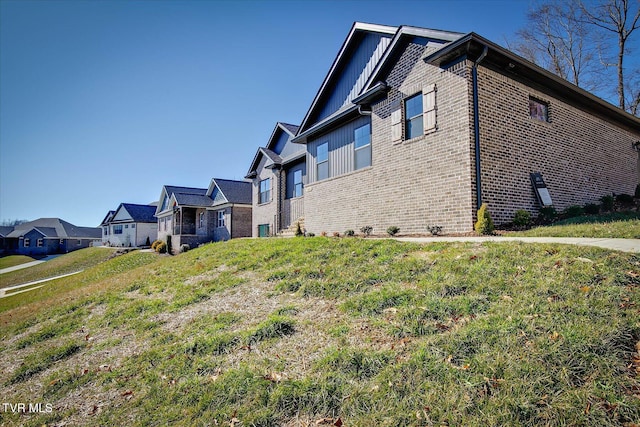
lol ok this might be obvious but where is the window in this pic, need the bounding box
[258,224,270,238]
[37,239,43,247]
[293,170,303,198]
[529,97,548,122]
[113,225,123,234]
[259,179,271,204]
[131,224,135,228]
[317,142,329,181]
[354,123,371,169]
[217,210,225,228]
[199,212,205,228]
[392,84,437,143]
[24,238,30,247]
[60,239,64,245]
[103,226,109,235]
[125,224,129,229]
[405,93,424,139]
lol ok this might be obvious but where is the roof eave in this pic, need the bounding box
[424,32,640,132]
[292,104,361,144]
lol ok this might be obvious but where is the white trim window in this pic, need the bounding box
[354,123,371,170]
[37,238,43,247]
[24,238,30,247]
[199,211,205,229]
[259,178,271,204]
[293,169,303,198]
[113,224,123,234]
[317,142,329,180]
[217,210,226,228]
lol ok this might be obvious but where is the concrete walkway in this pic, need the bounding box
[394,236,640,253]
[0,270,84,298]
[0,254,61,274]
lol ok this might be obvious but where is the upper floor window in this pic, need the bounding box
[405,93,424,139]
[317,142,329,181]
[293,169,303,198]
[354,123,371,169]
[259,178,271,204]
[113,224,123,234]
[529,97,549,122]
[217,210,226,228]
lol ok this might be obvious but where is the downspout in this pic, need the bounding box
[472,45,488,210]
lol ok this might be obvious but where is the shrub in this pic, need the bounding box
[538,206,557,224]
[332,232,340,238]
[636,184,640,199]
[427,225,442,236]
[307,232,315,237]
[600,194,614,212]
[615,193,634,207]
[155,241,167,254]
[513,209,531,228]
[295,222,304,237]
[344,229,355,237]
[584,203,600,215]
[145,236,151,247]
[151,240,161,250]
[386,226,400,236]
[474,204,494,235]
[359,226,373,237]
[562,205,584,218]
[320,231,327,237]
[180,244,190,253]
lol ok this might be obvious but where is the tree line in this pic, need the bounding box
[512,0,639,116]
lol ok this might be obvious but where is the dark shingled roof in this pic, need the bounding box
[173,193,215,207]
[165,186,207,196]
[212,178,252,205]
[6,218,101,239]
[0,226,14,237]
[280,122,300,136]
[120,203,157,223]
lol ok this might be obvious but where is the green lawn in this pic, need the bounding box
[0,238,638,426]
[0,255,36,270]
[0,247,121,290]
[508,211,640,238]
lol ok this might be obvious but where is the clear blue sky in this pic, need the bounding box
[1,0,537,226]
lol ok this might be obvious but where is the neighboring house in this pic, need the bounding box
[245,122,305,237]
[155,178,252,251]
[2,218,102,256]
[101,203,158,247]
[288,22,639,235]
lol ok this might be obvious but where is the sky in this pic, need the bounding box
[0,0,565,227]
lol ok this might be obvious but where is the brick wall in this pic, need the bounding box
[231,206,253,238]
[304,41,475,235]
[476,65,639,224]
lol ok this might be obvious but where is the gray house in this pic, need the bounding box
[285,22,639,235]
[155,178,252,251]
[2,218,101,256]
[246,122,305,237]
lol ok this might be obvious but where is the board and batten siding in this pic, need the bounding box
[315,33,392,124]
[307,115,371,183]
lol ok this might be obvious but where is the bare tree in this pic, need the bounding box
[512,1,597,89]
[580,0,640,111]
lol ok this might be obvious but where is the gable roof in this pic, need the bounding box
[245,122,302,178]
[6,218,101,239]
[156,185,209,215]
[293,23,462,143]
[112,203,157,223]
[0,226,15,237]
[100,210,115,226]
[208,178,252,205]
[297,22,397,135]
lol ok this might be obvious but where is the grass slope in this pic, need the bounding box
[0,238,638,426]
[0,255,36,270]
[510,211,640,238]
